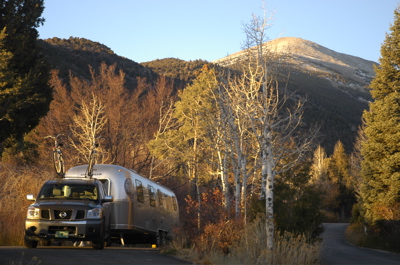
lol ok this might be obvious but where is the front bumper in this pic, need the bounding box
[25,219,104,241]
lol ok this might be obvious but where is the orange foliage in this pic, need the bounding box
[179,187,239,251]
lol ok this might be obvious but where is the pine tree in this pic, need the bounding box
[360,6,400,222]
[328,140,356,221]
[0,0,52,154]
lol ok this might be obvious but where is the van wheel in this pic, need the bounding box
[105,222,111,247]
[92,238,105,250]
[24,236,38,249]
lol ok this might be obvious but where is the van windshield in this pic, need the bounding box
[38,184,98,201]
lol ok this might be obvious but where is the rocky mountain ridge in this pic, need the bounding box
[213,37,376,152]
[213,37,376,96]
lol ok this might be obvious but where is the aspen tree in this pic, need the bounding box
[233,10,317,250]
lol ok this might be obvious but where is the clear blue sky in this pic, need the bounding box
[39,0,399,63]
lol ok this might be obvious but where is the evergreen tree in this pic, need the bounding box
[0,0,52,154]
[148,65,218,184]
[360,6,400,222]
[328,140,356,221]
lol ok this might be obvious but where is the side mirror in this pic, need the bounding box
[103,195,113,203]
[26,194,36,201]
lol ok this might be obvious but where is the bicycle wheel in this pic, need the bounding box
[53,151,64,175]
[86,150,97,178]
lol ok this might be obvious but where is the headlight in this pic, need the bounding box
[87,208,103,219]
[27,206,40,219]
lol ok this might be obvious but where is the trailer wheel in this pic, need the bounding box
[24,236,38,249]
[156,231,167,247]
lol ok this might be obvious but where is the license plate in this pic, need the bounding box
[55,231,69,238]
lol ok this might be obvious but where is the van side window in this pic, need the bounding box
[172,196,178,211]
[135,180,144,203]
[157,189,163,207]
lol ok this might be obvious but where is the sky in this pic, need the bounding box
[39,0,399,63]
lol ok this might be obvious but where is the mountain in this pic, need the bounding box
[38,37,157,89]
[141,58,209,88]
[214,37,375,89]
[213,37,376,153]
[38,36,375,154]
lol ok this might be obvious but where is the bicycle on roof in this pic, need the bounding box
[45,134,65,177]
[86,137,105,178]
[86,141,97,179]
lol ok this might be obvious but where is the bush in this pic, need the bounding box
[203,216,321,265]
[0,163,50,245]
[193,219,243,256]
[345,222,368,247]
[346,220,400,253]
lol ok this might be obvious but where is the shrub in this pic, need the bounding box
[197,215,321,265]
[346,220,400,253]
[0,163,50,246]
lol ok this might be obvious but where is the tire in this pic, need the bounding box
[53,151,64,175]
[92,238,105,250]
[156,231,167,247]
[24,236,38,249]
[92,223,105,250]
[105,221,111,247]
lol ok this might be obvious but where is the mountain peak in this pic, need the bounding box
[213,37,377,90]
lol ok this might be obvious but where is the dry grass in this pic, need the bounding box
[0,163,51,246]
[345,222,368,247]
[171,215,321,265]
[346,221,400,253]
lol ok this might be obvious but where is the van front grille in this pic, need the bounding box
[41,209,50,219]
[54,210,72,219]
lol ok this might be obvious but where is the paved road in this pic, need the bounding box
[3,224,400,265]
[0,246,191,265]
[321,223,400,265]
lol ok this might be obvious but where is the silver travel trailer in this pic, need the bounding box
[65,164,179,246]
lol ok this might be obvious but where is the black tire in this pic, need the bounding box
[105,221,111,247]
[92,238,105,250]
[93,223,105,250]
[53,151,64,175]
[24,237,38,249]
[156,231,167,247]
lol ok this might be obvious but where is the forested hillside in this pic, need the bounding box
[35,36,372,154]
[38,37,157,89]
[214,37,375,153]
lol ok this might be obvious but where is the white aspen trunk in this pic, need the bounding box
[264,137,275,251]
[234,164,241,218]
[240,156,248,222]
[217,149,230,210]
[193,129,201,231]
[260,172,266,200]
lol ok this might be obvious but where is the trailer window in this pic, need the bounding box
[157,189,163,207]
[172,196,178,211]
[135,180,144,203]
[148,185,156,207]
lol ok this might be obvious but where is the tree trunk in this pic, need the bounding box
[263,139,275,250]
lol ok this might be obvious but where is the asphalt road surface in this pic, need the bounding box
[0,246,191,265]
[2,224,400,265]
[321,223,400,265]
